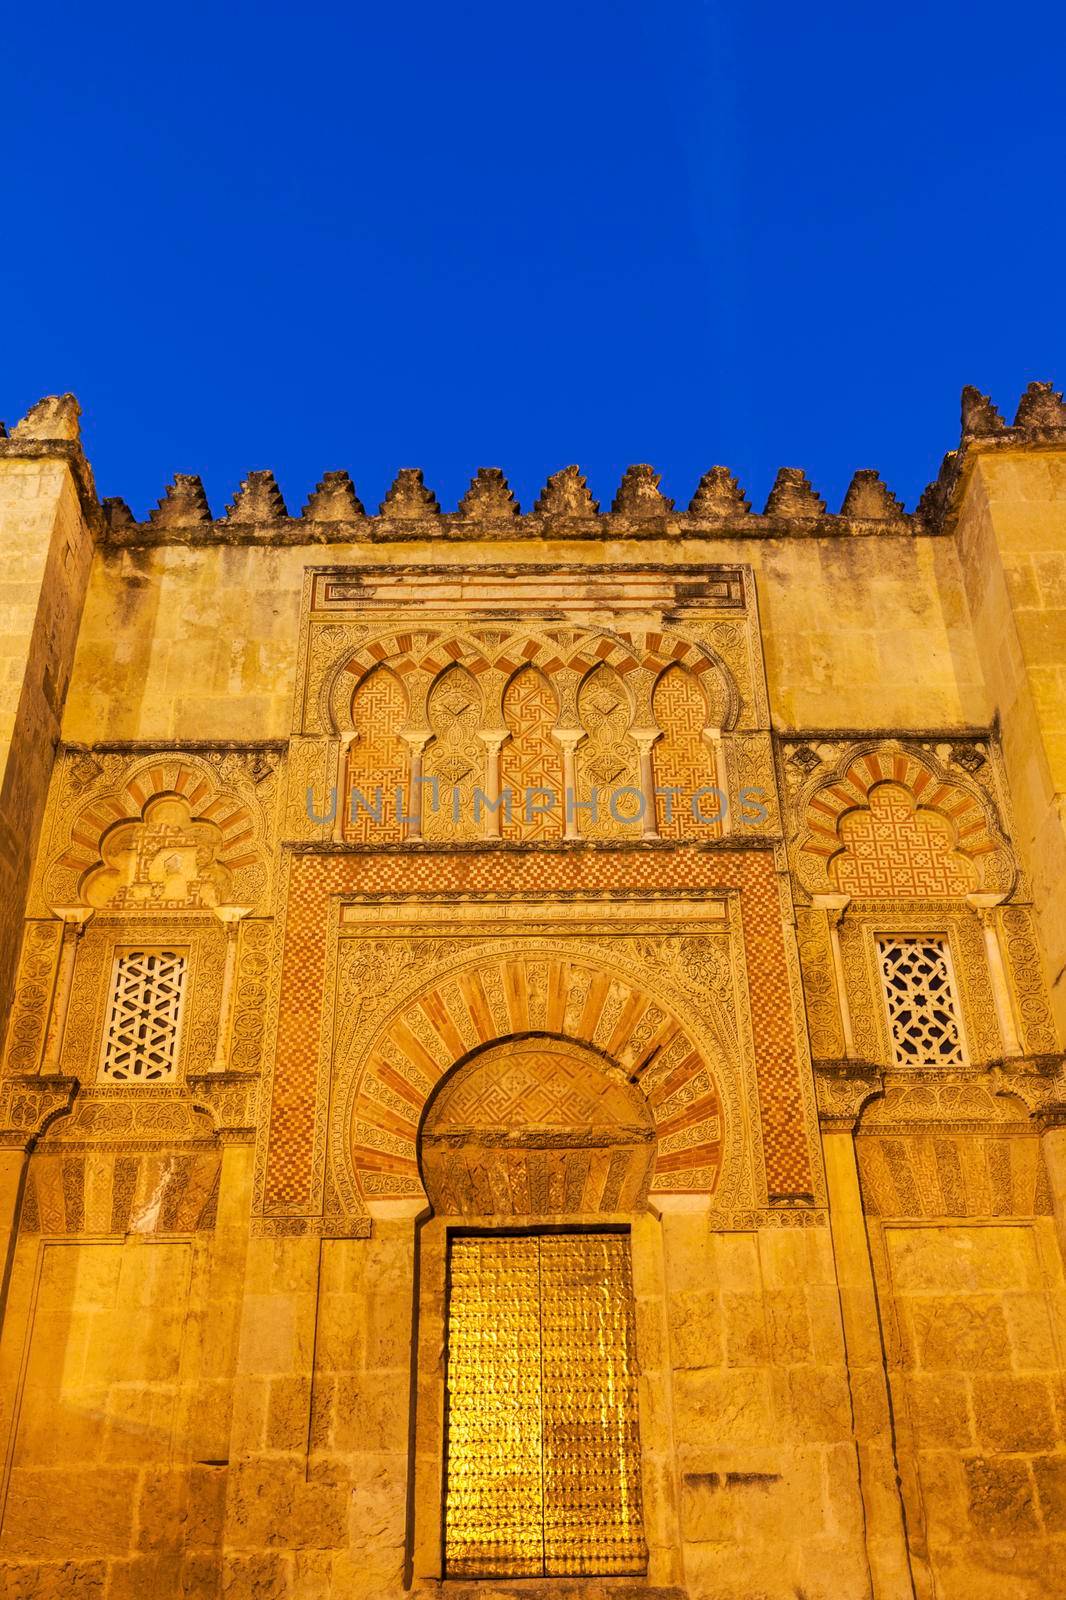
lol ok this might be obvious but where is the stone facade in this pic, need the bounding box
[0,386,1065,1598]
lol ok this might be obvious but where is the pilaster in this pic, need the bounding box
[0,397,97,1043]
[955,439,1066,1043]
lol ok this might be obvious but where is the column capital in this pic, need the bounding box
[48,905,94,934]
[812,1058,884,1131]
[811,892,851,928]
[0,1074,79,1149]
[212,904,253,932]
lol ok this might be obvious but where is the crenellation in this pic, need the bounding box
[456,465,520,521]
[961,385,1007,438]
[303,470,365,521]
[612,462,675,516]
[101,496,136,531]
[1,380,1065,1598]
[1015,379,1066,430]
[763,466,826,519]
[689,465,750,519]
[378,464,440,519]
[10,392,82,443]
[150,472,213,528]
[532,463,600,519]
[225,468,289,523]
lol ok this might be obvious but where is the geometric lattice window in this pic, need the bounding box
[99,949,188,1082]
[876,936,966,1068]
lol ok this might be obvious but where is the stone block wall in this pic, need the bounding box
[662,1215,873,1600]
[0,442,95,1039]
[0,386,1064,1598]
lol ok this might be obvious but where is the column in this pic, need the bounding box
[701,727,729,836]
[631,730,661,841]
[551,729,583,840]
[399,733,431,841]
[812,893,854,1058]
[210,906,253,1071]
[817,1068,917,1600]
[477,729,509,837]
[966,892,1024,1058]
[40,906,94,1074]
[1039,1110,1066,1263]
[332,731,358,844]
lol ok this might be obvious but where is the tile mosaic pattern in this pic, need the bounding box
[500,667,564,842]
[344,666,407,843]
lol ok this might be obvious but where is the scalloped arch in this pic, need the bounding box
[324,625,740,734]
[52,757,264,910]
[796,746,1014,898]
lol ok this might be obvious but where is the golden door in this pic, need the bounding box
[443,1231,647,1578]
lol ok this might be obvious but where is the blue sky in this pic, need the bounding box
[3,2,1063,518]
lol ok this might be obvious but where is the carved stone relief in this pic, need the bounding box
[31,748,278,917]
[317,896,777,1235]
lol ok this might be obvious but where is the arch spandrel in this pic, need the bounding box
[793,745,1015,899]
[332,941,743,1224]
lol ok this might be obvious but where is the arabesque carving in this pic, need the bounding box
[420,1038,656,1216]
[34,749,277,917]
[310,893,793,1236]
[790,742,1014,900]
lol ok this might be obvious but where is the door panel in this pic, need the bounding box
[443,1231,647,1579]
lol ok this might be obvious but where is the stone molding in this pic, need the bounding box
[812,1059,884,1131]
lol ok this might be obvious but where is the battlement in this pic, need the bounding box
[3,381,1064,547]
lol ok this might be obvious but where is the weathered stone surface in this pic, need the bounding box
[532,465,599,519]
[226,470,288,522]
[964,1454,1040,1536]
[303,471,364,521]
[611,463,673,515]
[457,467,519,521]
[688,466,749,517]
[149,473,213,528]
[764,466,825,516]
[839,468,905,520]
[1015,380,1066,429]
[961,384,1006,436]
[1,385,1066,1600]
[378,467,439,517]
[10,394,81,443]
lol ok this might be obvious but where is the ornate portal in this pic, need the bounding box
[4,385,1066,1598]
[443,1231,647,1578]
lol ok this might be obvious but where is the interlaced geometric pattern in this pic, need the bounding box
[267,850,812,1210]
[423,665,485,841]
[876,936,966,1068]
[99,948,188,1082]
[345,666,407,842]
[833,784,976,898]
[576,665,642,839]
[429,1044,636,1131]
[501,667,563,841]
[652,666,717,839]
